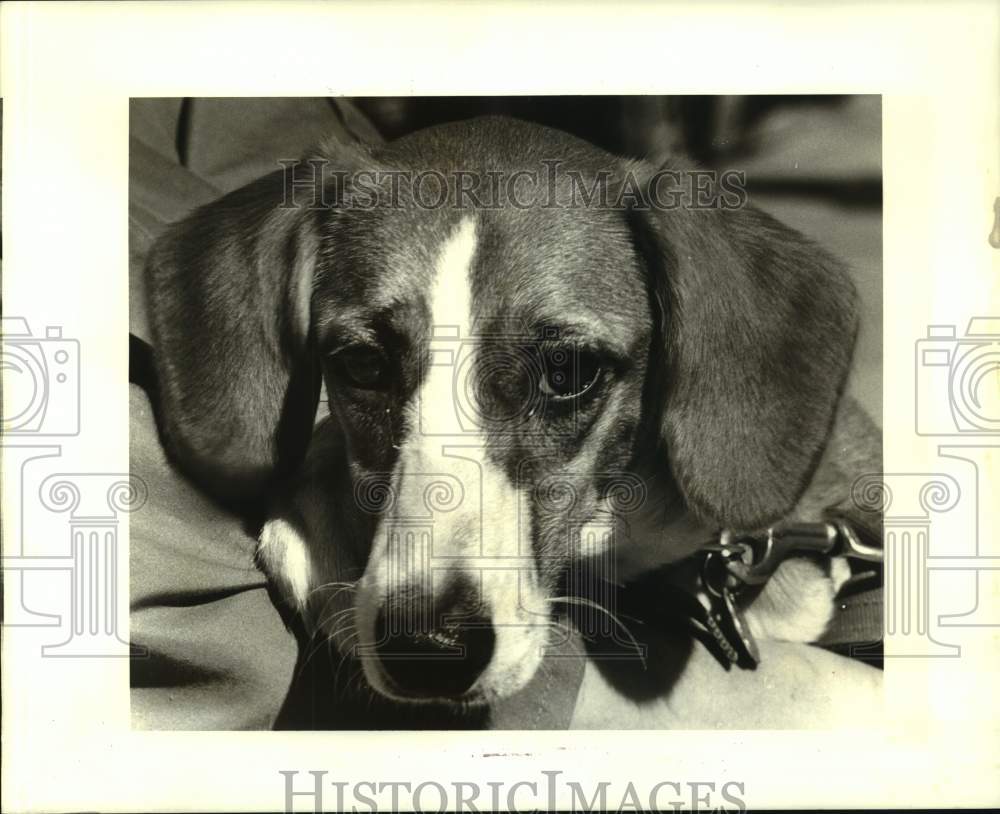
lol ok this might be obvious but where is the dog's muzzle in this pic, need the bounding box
[372,580,495,700]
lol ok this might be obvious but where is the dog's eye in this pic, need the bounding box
[540,348,602,400]
[331,346,388,390]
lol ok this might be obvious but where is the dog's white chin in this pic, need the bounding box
[476,620,549,699]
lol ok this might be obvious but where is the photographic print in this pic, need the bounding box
[129,95,885,733]
[3,3,998,812]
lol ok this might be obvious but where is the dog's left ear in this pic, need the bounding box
[631,163,859,530]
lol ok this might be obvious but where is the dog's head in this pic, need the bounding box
[147,116,857,704]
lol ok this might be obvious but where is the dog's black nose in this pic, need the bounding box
[374,585,495,699]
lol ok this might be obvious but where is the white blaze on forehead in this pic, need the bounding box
[430,217,477,329]
[420,217,478,435]
[414,214,524,558]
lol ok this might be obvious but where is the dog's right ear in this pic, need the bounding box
[629,161,860,532]
[145,145,365,502]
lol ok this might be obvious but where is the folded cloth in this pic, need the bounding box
[130,384,299,729]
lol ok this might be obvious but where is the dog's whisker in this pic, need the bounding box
[332,633,361,689]
[335,629,360,655]
[306,580,358,601]
[296,614,334,662]
[312,597,358,640]
[544,619,577,643]
[296,635,333,684]
[324,625,362,692]
[298,620,351,678]
[296,614,360,686]
[300,581,359,634]
[318,605,357,634]
[546,595,647,668]
[326,621,360,661]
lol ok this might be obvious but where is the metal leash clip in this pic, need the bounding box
[698,521,883,670]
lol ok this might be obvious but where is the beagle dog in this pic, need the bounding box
[146,116,880,707]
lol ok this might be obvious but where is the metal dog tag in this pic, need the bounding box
[705,587,759,669]
[701,546,760,669]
